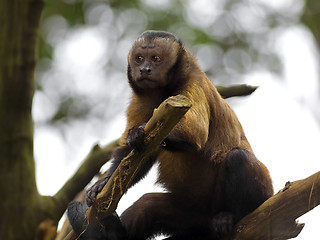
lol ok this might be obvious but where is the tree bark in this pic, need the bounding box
[0,0,44,239]
[65,95,192,240]
[58,84,258,209]
[227,171,320,240]
[216,84,258,99]
[64,143,320,240]
[301,0,320,122]
[54,141,119,216]
[302,0,320,52]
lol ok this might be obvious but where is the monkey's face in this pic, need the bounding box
[128,39,179,89]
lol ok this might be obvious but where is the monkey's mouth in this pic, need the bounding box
[135,77,159,88]
[137,77,156,83]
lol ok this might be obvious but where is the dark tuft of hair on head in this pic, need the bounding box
[139,30,181,44]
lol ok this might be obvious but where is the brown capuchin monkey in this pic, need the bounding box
[67,30,273,240]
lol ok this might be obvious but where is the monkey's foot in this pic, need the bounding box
[67,201,126,240]
[86,177,109,207]
[211,212,235,239]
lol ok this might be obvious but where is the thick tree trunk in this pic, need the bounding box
[0,0,44,239]
[302,0,320,52]
[301,0,320,120]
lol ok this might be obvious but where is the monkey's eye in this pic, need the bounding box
[151,55,161,62]
[135,56,144,63]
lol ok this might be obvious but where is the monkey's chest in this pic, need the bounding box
[156,150,217,197]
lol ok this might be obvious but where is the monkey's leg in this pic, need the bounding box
[211,148,273,239]
[120,193,213,240]
[223,148,273,220]
[67,201,126,240]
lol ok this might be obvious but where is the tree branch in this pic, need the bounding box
[87,95,191,221]
[53,140,119,218]
[64,95,191,240]
[216,84,258,99]
[61,88,320,240]
[227,170,320,239]
[56,84,256,213]
[60,85,257,238]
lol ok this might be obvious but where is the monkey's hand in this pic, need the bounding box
[67,201,126,240]
[211,212,235,239]
[86,177,110,207]
[125,123,146,152]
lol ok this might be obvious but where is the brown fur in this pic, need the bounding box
[122,36,257,198]
[86,31,273,240]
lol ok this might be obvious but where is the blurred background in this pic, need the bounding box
[34,0,320,239]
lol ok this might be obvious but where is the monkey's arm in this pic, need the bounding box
[162,130,200,152]
[86,146,130,207]
[86,125,156,207]
[163,87,210,152]
[69,147,132,237]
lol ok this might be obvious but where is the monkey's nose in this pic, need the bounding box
[140,66,151,74]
